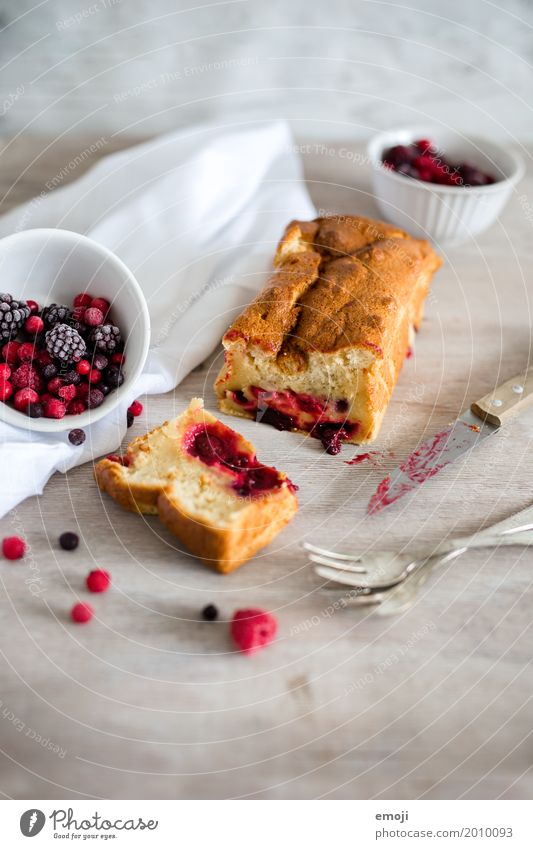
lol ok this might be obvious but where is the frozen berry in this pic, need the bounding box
[36,349,53,367]
[46,323,86,363]
[202,604,218,621]
[12,363,42,391]
[86,569,110,593]
[68,428,86,445]
[2,536,26,560]
[87,388,104,408]
[42,363,58,381]
[47,377,63,395]
[76,360,91,375]
[128,400,143,417]
[63,369,81,385]
[0,363,11,381]
[58,383,76,402]
[88,368,101,384]
[43,398,66,419]
[90,324,122,354]
[72,306,86,322]
[230,608,277,655]
[26,299,39,315]
[84,307,104,327]
[24,315,44,336]
[76,383,90,399]
[2,341,20,363]
[98,383,111,396]
[67,400,86,415]
[14,387,39,411]
[105,364,124,388]
[73,293,92,308]
[0,380,13,402]
[27,402,43,418]
[71,602,93,623]
[59,531,79,550]
[126,410,134,427]
[90,297,110,314]
[17,342,35,363]
[92,353,108,370]
[111,353,124,364]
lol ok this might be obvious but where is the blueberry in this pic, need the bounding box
[59,531,79,551]
[27,402,43,418]
[202,604,218,621]
[105,365,124,388]
[68,428,86,446]
[92,353,108,370]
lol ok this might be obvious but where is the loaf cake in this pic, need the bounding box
[94,398,298,572]
[215,215,441,453]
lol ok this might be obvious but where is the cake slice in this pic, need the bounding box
[94,398,298,572]
[215,215,441,453]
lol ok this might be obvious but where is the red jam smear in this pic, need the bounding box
[183,422,297,497]
[229,386,358,455]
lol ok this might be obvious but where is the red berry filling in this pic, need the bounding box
[382,139,496,187]
[183,422,296,497]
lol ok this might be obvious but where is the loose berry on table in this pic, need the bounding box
[59,531,79,550]
[230,608,278,655]
[126,410,134,427]
[68,428,86,445]
[71,602,93,623]
[86,569,110,593]
[2,536,26,560]
[202,604,218,621]
[128,400,143,417]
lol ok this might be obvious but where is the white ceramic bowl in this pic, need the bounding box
[0,228,150,432]
[367,127,524,245]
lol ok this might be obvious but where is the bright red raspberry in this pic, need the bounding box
[12,363,42,391]
[230,608,278,655]
[0,364,11,381]
[2,341,20,363]
[128,400,143,417]
[90,297,110,315]
[86,569,110,593]
[76,360,91,375]
[24,315,44,336]
[87,368,101,384]
[111,353,124,364]
[58,383,76,402]
[73,293,92,308]
[14,388,39,411]
[26,299,39,315]
[0,380,13,402]
[43,398,66,419]
[84,307,104,327]
[2,536,26,560]
[47,376,63,395]
[17,342,35,363]
[67,399,86,414]
[71,602,93,623]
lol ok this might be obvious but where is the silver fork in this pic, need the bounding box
[305,506,533,594]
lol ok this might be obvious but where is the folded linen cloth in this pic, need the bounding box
[0,121,315,516]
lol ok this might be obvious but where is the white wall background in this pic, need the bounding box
[0,0,532,142]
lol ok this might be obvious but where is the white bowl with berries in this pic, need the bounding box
[0,228,150,432]
[367,128,524,245]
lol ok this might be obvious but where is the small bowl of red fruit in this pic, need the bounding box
[367,128,524,244]
[0,228,150,432]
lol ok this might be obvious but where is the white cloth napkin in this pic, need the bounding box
[0,121,315,516]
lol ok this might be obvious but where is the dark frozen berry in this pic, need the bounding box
[63,369,81,385]
[0,294,31,341]
[59,531,79,550]
[68,428,86,446]
[46,323,86,363]
[90,324,122,354]
[87,388,104,408]
[92,353,108,370]
[27,402,43,418]
[42,363,58,381]
[126,410,134,427]
[42,303,71,327]
[98,383,111,396]
[202,604,218,621]
[105,364,124,388]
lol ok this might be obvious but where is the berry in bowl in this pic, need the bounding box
[0,229,149,432]
[367,128,524,244]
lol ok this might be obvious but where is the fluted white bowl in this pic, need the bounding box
[367,128,524,245]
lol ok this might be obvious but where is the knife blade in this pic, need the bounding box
[367,367,533,514]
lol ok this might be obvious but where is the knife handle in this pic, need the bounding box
[471,368,533,427]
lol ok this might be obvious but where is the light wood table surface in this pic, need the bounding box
[1,136,532,800]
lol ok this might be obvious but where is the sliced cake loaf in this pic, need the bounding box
[94,398,298,572]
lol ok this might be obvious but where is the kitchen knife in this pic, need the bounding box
[367,368,533,514]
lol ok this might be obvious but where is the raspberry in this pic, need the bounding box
[230,608,277,655]
[0,380,13,401]
[24,315,44,336]
[67,400,86,415]
[59,531,79,550]
[71,602,93,623]
[88,368,101,384]
[2,341,20,363]
[12,363,42,391]
[90,297,110,314]
[27,299,39,315]
[2,536,26,560]
[68,427,86,443]
[84,307,104,327]
[58,383,76,402]
[14,388,39,411]
[17,342,36,363]
[43,398,66,419]
[128,400,143,417]
[73,293,92,308]
[0,364,11,381]
[47,377,63,395]
[76,359,91,375]
[86,569,110,593]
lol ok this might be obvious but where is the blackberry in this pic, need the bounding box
[90,324,122,354]
[42,363,58,381]
[0,294,31,341]
[42,303,71,328]
[104,364,124,388]
[45,324,87,363]
[63,368,81,386]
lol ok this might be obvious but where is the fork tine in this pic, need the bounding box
[303,542,364,561]
[314,565,373,587]
[307,552,367,573]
